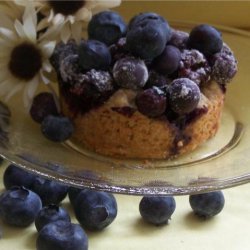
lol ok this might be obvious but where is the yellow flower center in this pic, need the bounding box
[48,0,86,16]
[8,42,42,81]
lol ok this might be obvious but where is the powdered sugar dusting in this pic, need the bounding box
[168,29,189,50]
[178,49,211,85]
[60,54,81,83]
[211,43,238,85]
[113,57,148,89]
[180,85,191,98]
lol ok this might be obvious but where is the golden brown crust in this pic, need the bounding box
[61,81,224,159]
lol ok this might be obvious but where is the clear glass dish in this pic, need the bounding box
[0,21,250,196]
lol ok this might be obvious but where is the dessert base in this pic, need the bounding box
[61,81,224,159]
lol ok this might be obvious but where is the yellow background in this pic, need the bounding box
[115,1,250,29]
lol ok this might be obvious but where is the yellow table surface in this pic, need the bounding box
[0,162,250,250]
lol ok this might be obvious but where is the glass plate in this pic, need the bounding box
[0,21,250,196]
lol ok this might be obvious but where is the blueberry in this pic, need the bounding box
[136,87,167,117]
[50,40,78,72]
[36,220,88,250]
[59,54,82,84]
[79,69,115,98]
[113,57,148,89]
[78,40,111,71]
[31,176,69,206]
[73,190,117,231]
[0,186,42,227]
[109,37,130,64]
[139,196,176,225]
[188,24,223,56]
[3,164,36,190]
[128,12,171,43]
[62,70,114,114]
[68,187,85,207]
[168,29,189,50]
[189,191,225,218]
[152,45,181,75]
[169,78,201,115]
[127,13,171,60]
[145,71,171,89]
[73,69,114,102]
[35,204,71,232]
[30,92,59,123]
[41,115,74,142]
[178,49,211,85]
[0,101,10,149]
[88,11,127,46]
[210,43,238,85]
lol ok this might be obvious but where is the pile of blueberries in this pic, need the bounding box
[29,11,237,143]
[0,164,225,249]
[0,164,117,249]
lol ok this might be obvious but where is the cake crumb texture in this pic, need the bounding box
[61,81,224,159]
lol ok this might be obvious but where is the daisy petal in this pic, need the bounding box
[27,76,39,100]
[71,22,83,44]
[22,4,37,42]
[5,83,23,101]
[0,79,15,96]
[23,1,37,27]
[23,77,39,109]
[40,71,50,84]
[61,24,71,43]
[39,22,64,41]
[40,41,56,58]
[98,0,122,8]
[75,7,92,22]
[53,14,65,26]
[0,28,17,42]
[37,17,49,32]
[14,20,26,39]
[42,60,53,73]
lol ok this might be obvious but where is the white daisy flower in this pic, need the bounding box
[36,0,122,43]
[0,3,56,108]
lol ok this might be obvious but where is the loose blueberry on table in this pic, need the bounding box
[3,164,36,190]
[31,175,69,206]
[36,220,88,250]
[35,204,71,232]
[189,191,225,218]
[73,189,118,231]
[0,186,42,227]
[68,186,85,207]
[139,196,176,226]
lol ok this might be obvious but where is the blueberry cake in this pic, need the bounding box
[51,11,237,159]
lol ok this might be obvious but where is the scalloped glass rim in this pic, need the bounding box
[1,21,250,196]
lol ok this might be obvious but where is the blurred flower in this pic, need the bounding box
[0,2,56,108]
[36,0,121,43]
